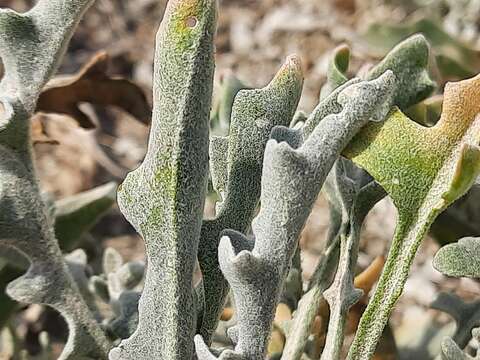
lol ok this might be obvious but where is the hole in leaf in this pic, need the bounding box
[185,16,198,28]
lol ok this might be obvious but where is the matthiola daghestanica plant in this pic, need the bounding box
[2,0,480,359]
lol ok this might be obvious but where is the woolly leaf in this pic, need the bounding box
[363,17,480,81]
[0,0,94,109]
[365,34,436,110]
[432,293,480,351]
[434,237,480,278]
[197,55,304,343]
[319,44,350,100]
[90,275,110,303]
[344,73,480,360]
[440,328,480,360]
[64,249,100,319]
[441,337,471,360]
[108,291,142,340]
[114,262,144,290]
[107,291,140,339]
[283,35,434,359]
[302,34,435,142]
[0,1,110,358]
[210,72,249,135]
[103,247,124,278]
[110,0,217,358]
[0,182,116,337]
[320,163,385,360]
[195,71,396,360]
[283,161,386,359]
[94,248,144,341]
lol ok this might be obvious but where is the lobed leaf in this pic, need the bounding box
[431,293,480,351]
[210,71,250,135]
[0,0,94,110]
[197,55,304,343]
[344,71,480,360]
[283,34,434,360]
[319,44,350,100]
[110,0,217,358]
[440,328,480,360]
[0,1,111,358]
[196,72,396,360]
[434,237,480,278]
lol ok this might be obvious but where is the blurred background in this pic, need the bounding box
[1,0,480,358]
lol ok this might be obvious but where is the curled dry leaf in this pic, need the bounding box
[220,307,234,321]
[267,303,293,356]
[36,51,151,129]
[31,115,60,145]
[354,256,385,296]
[333,0,356,14]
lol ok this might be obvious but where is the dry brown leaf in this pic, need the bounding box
[354,256,385,295]
[275,303,293,323]
[268,323,286,355]
[31,115,59,146]
[34,114,97,196]
[266,303,292,355]
[333,0,356,13]
[220,307,234,321]
[36,51,151,129]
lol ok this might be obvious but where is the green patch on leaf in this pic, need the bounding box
[344,73,480,360]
